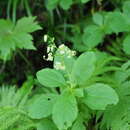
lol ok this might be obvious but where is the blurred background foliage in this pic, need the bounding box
[0,0,129,85]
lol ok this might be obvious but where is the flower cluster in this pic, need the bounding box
[43,44,56,61]
[58,44,76,58]
[54,61,65,70]
[54,44,76,70]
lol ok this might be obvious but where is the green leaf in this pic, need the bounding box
[0,20,15,60]
[123,35,130,55]
[27,94,56,119]
[83,83,119,110]
[52,91,78,130]
[0,35,15,60]
[81,0,91,4]
[71,115,86,130]
[82,25,104,49]
[0,19,13,36]
[60,0,73,10]
[13,33,36,50]
[74,88,84,97]
[72,52,96,85]
[37,119,58,130]
[123,1,130,18]
[37,68,66,87]
[46,0,59,10]
[0,17,41,60]
[93,12,103,26]
[14,17,41,33]
[104,11,129,34]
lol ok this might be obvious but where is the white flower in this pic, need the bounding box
[47,53,53,61]
[59,44,65,49]
[44,35,48,42]
[71,51,76,56]
[43,55,46,59]
[59,50,65,54]
[47,47,51,53]
[54,61,65,70]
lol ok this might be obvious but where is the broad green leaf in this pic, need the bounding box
[27,94,56,119]
[123,35,130,55]
[83,83,119,110]
[72,52,96,85]
[52,91,78,130]
[14,17,41,33]
[104,11,129,34]
[93,12,103,26]
[37,119,57,130]
[46,0,59,10]
[60,0,73,10]
[82,25,104,49]
[81,0,91,3]
[71,115,86,130]
[37,68,66,87]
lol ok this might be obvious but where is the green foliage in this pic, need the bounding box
[2,0,130,130]
[83,83,119,110]
[37,68,67,87]
[34,45,119,130]
[46,0,91,10]
[0,17,41,60]
[27,94,55,119]
[72,52,96,85]
[0,78,35,130]
[52,90,78,130]
[37,119,57,130]
[98,61,130,130]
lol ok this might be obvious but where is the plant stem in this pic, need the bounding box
[24,0,32,16]
[17,50,32,67]
[12,0,18,23]
[7,0,12,19]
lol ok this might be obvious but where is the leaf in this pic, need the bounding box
[72,52,96,85]
[0,35,15,60]
[14,76,34,107]
[14,17,41,33]
[27,94,56,119]
[36,68,66,87]
[74,88,84,97]
[81,0,91,4]
[123,34,130,55]
[46,0,59,10]
[123,1,130,18]
[71,115,86,130]
[104,11,129,34]
[0,17,41,60]
[60,0,73,10]
[93,12,103,26]
[13,33,36,50]
[37,119,58,130]
[82,25,104,49]
[83,83,119,110]
[52,91,78,130]
[0,19,13,36]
